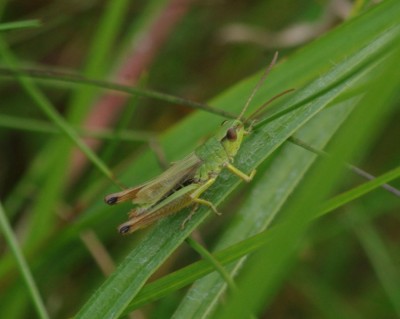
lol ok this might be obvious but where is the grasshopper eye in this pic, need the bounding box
[226,127,237,141]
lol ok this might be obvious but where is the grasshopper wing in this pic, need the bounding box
[118,183,198,234]
[105,153,201,206]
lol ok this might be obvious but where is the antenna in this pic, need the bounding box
[248,88,295,121]
[238,51,279,121]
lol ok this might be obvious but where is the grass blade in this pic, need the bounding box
[0,202,49,319]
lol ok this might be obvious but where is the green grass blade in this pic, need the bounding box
[0,2,133,309]
[0,67,237,119]
[0,202,49,319]
[318,165,400,218]
[349,209,400,316]
[0,38,116,182]
[0,19,41,31]
[0,114,154,142]
[185,237,237,292]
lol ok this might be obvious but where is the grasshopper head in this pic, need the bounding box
[218,119,246,159]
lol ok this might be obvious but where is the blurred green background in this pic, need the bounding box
[0,1,399,318]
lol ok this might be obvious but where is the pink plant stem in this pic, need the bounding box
[70,0,192,183]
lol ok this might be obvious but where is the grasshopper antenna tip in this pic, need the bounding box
[238,51,279,121]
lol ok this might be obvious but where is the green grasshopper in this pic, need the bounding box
[105,53,286,235]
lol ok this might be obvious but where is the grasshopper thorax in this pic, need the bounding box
[218,119,246,159]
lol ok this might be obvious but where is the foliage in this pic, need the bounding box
[0,1,399,318]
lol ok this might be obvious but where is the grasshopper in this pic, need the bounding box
[105,53,286,235]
